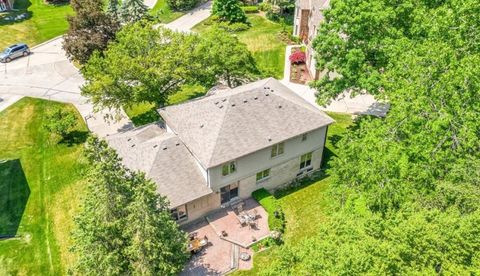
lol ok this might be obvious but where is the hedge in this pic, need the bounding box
[241,5,259,13]
[252,188,285,233]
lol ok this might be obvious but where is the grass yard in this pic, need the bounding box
[0,0,72,49]
[150,0,184,23]
[234,112,353,275]
[0,98,89,275]
[193,14,289,79]
[125,84,206,126]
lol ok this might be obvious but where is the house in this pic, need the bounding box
[107,78,334,224]
[293,0,330,80]
[0,0,14,11]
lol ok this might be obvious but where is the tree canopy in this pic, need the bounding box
[212,0,248,23]
[72,136,188,275]
[81,22,259,110]
[263,0,480,274]
[63,0,120,64]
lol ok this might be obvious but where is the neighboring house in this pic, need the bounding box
[293,0,330,80]
[108,78,334,224]
[0,0,14,11]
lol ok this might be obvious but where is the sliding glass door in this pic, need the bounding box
[220,183,239,204]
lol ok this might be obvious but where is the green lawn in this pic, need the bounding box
[150,0,185,23]
[193,14,289,79]
[234,112,353,275]
[125,84,206,126]
[0,0,73,49]
[0,98,89,275]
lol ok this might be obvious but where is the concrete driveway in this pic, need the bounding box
[165,1,212,32]
[0,38,133,137]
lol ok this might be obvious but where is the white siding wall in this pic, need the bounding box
[208,126,328,192]
[180,192,221,225]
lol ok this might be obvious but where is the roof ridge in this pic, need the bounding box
[205,97,232,167]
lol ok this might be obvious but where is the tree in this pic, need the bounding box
[81,22,204,110]
[212,0,248,23]
[72,137,132,274]
[81,22,260,111]
[120,0,149,23]
[72,136,188,274]
[196,27,260,87]
[44,107,77,140]
[125,172,188,275]
[63,0,120,64]
[167,0,198,11]
[106,0,120,18]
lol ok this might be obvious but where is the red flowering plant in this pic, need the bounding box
[289,51,306,64]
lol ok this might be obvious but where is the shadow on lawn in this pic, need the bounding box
[0,159,30,239]
[61,130,89,146]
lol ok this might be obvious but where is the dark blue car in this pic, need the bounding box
[0,43,30,63]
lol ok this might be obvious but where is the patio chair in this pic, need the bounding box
[237,214,247,227]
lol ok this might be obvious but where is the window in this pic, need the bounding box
[256,169,270,183]
[271,142,285,158]
[301,133,308,142]
[300,152,313,170]
[222,161,236,176]
[171,205,187,221]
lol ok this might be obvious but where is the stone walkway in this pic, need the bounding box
[282,45,390,117]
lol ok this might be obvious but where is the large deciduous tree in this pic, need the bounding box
[81,22,259,111]
[212,0,248,23]
[196,27,260,88]
[63,0,120,64]
[72,136,188,274]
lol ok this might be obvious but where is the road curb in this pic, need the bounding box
[31,35,63,50]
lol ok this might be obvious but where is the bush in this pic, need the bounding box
[241,5,259,13]
[252,188,285,233]
[44,107,77,140]
[167,0,199,11]
[289,50,306,64]
[258,2,271,12]
[217,21,250,32]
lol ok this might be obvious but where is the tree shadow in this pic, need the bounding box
[60,130,89,146]
[0,159,30,239]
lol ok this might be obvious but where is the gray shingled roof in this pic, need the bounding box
[159,78,334,169]
[106,123,212,207]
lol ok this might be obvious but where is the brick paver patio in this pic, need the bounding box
[181,198,270,275]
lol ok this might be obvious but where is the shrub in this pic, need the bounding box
[212,0,248,23]
[258,2,271,12]
[289,50,306,64]
[252,188,285,233]
[167,0,199,11]
[217,21,250,32]
[241,5,259,13]
[44,107,77,140]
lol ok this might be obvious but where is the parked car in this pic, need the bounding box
[0,43,30,63]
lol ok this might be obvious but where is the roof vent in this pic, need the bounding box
[219,105,224,109]
[214,101,219,105]
[127,138,132,141]
[254,96,258,100]
[175,142,180,146]
[153,144,158,148]
[222,98,227,102]
[271,89,274,93]
[243,99,248,103]
[131,144,135,147]
[200,124,204,128]
[162,146,167,150]
[278,105,282,109]
[267,137,272,142]
[231,103,236,107]
[265,93,270,96]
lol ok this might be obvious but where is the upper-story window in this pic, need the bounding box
[302,133,308,142]
[222,161,236,176]
[271,142,285,158]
